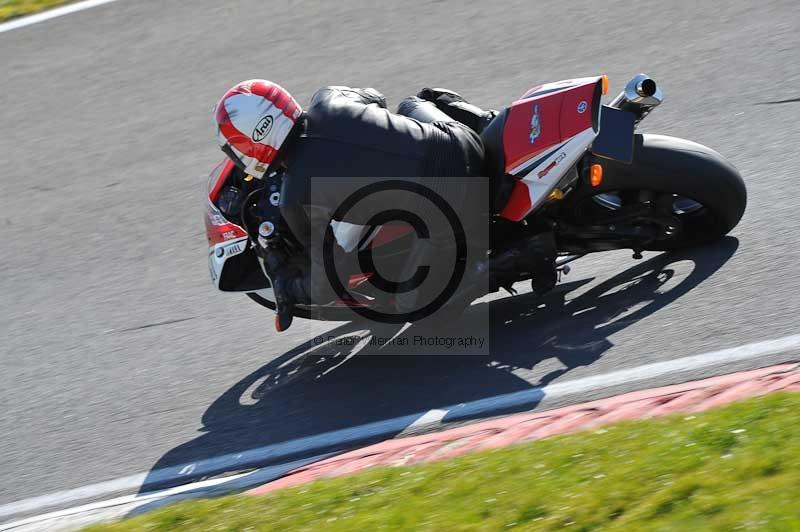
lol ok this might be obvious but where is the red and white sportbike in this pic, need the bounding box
[205,74,747,323]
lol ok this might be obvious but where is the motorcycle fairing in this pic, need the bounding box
[208,236,251,290]
[499,76,604,222]
[204,158,411,294]
[205,158,264,291]
[205,159,248,247]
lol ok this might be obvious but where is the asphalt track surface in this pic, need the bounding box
[1,0,799,514]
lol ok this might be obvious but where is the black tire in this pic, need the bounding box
[564,134,747,250]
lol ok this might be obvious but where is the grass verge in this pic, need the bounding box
[89,392,800,531]
[0,0,74,22]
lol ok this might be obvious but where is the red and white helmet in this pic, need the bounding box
[214,79,303,179]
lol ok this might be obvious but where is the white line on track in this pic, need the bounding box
[2,333,800,529]
[0,454,333,531]
[0,0,120,34]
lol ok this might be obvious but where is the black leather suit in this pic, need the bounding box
[276,86,499,311]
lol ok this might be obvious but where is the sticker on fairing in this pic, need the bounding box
[208,237,249,288]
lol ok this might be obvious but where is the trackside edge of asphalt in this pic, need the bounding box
[2,332,800,526]
[0,0,121,34]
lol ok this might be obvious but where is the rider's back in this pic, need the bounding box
[284,86,482,197]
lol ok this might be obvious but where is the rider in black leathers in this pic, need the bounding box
[264,86,513,325]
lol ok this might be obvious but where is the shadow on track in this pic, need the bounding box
[138,237,738,493]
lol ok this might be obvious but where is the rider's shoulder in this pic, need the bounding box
[307,86,349,117]
[309,86,386,111]
[310,86,354,104]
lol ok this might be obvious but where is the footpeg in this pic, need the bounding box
[557,264,571,282]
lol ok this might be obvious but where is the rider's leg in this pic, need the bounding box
[280,202,358,306]
[393,122,491,318]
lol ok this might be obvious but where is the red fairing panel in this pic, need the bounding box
[209,159,236,203]
[503,93,563,173]
[368,223,414,248]
[205,159,247,246]
[497,77,603,222]
[559,83,597,139]
[205,214,248,247]
[502,81,596,175]
[499,180,533,220]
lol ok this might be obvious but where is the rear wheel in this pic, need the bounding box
[562,134,747,250]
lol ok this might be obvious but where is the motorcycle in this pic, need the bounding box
[205,74,747,329]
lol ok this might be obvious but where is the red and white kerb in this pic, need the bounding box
[214,79,303,179]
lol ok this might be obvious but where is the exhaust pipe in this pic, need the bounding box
[609,73,663,126]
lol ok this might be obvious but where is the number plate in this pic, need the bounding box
[591,105,635,164]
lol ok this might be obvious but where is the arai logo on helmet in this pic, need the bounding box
[577,100,588,114]
[252,115,274,142]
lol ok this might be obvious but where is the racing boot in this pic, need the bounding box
[490,232,557,296]
[270,272,313,332]
[260,247,312,332]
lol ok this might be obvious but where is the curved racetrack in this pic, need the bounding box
[1,0,799,513]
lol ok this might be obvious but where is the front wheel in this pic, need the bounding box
[561,134,747,250]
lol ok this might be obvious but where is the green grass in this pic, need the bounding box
[0,0,74,22]
[89,393,800,531]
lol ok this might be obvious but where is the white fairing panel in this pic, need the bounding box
[522,76,601,99]
[330,220,368,253]
[517,128,597,211]
[207,236,249,290]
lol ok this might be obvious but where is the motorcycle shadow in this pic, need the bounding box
[137,237,738,497]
